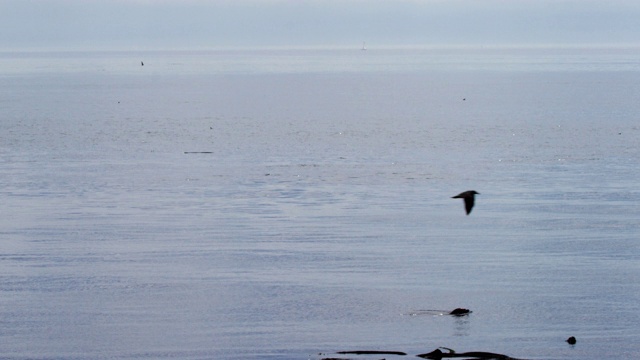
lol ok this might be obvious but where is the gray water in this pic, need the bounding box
[1,47,640,360]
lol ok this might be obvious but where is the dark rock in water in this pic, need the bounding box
[419,348,444,359]
[566,336,576,345]
[336,350,407,356]
[417,348,523,359]
[419,348,448,359]
[449,308,471,316]
[325,347,523,360]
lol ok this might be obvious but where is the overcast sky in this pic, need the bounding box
[2,0,640,50]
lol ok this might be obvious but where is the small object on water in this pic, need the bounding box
[566,336,576,345]
[141,61,144,66]
[452,190,480,215]
[449,308,471,316]
[405,309,472,317]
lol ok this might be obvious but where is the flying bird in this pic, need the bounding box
[452,190,479,215]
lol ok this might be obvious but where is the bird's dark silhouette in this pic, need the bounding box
[452,190,479,215]
[141,61,144,66]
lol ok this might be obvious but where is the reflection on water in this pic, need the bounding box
[1,49,640,359]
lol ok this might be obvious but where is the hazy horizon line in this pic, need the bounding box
[3,42,640,53]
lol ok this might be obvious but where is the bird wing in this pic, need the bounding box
[464,197,475,215]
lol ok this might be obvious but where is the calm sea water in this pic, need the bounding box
[1,47,640,360]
